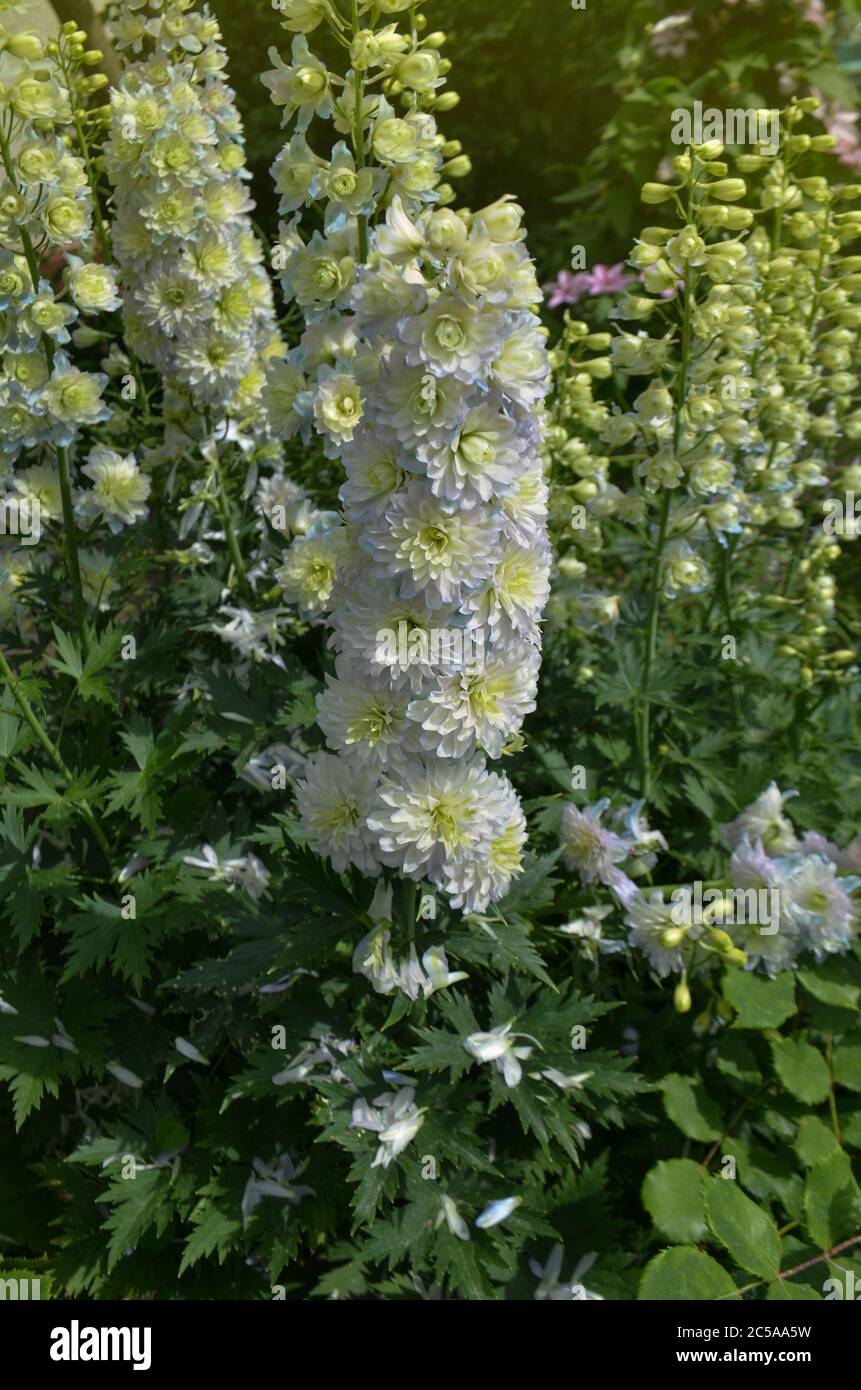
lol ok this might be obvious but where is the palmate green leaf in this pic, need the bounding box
[642,1159,707,1244]
[58,894,151,991]
[638,1247,739,1301]
[803,1150,861,1251]
[447,913,555,988]
[492,851,561,923]
[0,1046,64,1129]
[705,1175,782,1280]
[660,1073,721,1141]
[1,861,78,951]
[434,1226,495,1300]
[102,1168,174,1273]
[3,763,65,811]
[179,1175,245,1275]
[770,1038,832,1105]
[404,1026,475,1082]
[47,624,122,705]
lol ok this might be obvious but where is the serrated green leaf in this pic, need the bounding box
[638,1246,738,1301]
[705,1176,782,1280]
[642,1159,707,1243]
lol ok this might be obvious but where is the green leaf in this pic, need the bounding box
[798,961,860,1012]
[722,970,796,1030]
[638,1247,738,1301]
[705,1176,782,1280]
[794,1116,840,1167]
[102,1169,172,1273]
[661,1073,721,1141]
[804,1151,861,1251]
[771,1038,831,1105]
[833,1042,861,1092]
[715,1034,761,1088]
[179,1204,242,1275]
[59,894,150,991]
[642,1159,707,1243]
[766,1281,822,1301]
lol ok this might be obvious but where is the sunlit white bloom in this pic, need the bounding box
[407,643,539,760]
[720,783,801,856]
[399,291,505,381]
[464,539,551,642]
[276,525,347,614]
[443,772,527,913]
[626,890,702,978]
[366,483,501,608]
[340,424,405,519]
[79,448,150,531]
[350,1087,426,1168]
[464,1020,536,1088]
[296,751,380,876]
[317,656,416,772]
[368,756,496,879]
[779,855,859,961]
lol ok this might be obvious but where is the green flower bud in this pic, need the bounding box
[707,178,747,202]
[674,981,692,1014]
[640,182,676,204]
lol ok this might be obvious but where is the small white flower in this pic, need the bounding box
[474,1196,520,1229]
[174,1037,209,1065]
[464,1021,536,1088]
[351,1087,426,1169]
[106,1061,144,1089]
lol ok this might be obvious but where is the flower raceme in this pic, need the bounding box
[105,0,282,433]
[266,3,552,915]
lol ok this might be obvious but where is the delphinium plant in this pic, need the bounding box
[0,0,858,1307]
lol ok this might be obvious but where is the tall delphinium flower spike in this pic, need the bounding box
[265,0,552,918]
[105,0,285,592]
[0,19,119,643]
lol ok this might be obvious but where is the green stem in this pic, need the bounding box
[636,246,694,799]
[57,445,91,659]
[0,648,113,874]
[212,449,250,600]
[637,488,671,800]
[718,537,743,731]
[351,0,369,262]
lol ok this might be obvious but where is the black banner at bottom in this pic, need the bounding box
[2,1296,857,1375]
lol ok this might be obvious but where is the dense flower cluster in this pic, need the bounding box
[0,21,157,622]
[0,26,111,463]
[266,2,552,913]
[105,0,282,431]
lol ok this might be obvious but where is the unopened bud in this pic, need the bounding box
[674,981,692,1014]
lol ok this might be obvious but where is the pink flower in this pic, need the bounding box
[544,262,635,309]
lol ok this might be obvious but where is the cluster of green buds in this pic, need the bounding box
[659,908,748,1015]
[546,95,860,723]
